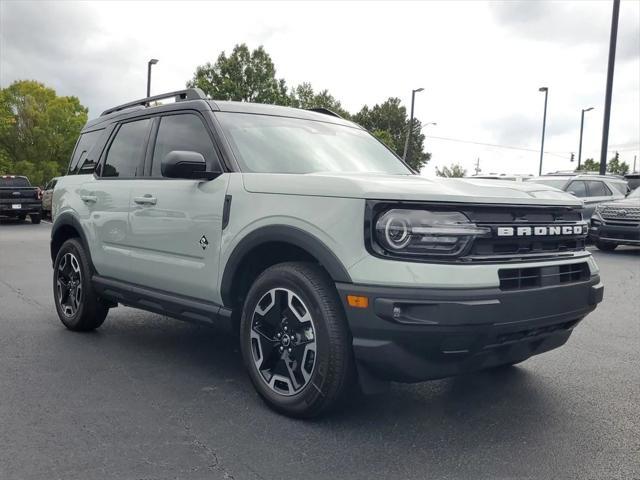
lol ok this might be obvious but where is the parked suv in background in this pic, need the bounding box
[529,174,628,219]
[589,187,640,250]
[51,89,603,417]
[41,177,61,218]
[0,175,42,224]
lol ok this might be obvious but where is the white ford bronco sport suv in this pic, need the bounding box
[51,88,603,417]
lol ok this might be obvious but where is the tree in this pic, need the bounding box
[436,163,467,178]
[187,44,289,105]
[288,82,350,118]
[579,154,629,175]
[0,80,87,185]
[353,98,431,172]
[606,152,629,175]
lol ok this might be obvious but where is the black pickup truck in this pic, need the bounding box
[0,175,42,224]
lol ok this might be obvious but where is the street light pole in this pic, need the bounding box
[538,87,549,176]
[577,107,594,170]
[403,87,424,164]
[146,58,159,98]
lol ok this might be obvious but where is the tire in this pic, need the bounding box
[53,238,108,331]
[596,241,617,251]
[30,213,41,224]
[240,262,355,418]
[17,214,26,221]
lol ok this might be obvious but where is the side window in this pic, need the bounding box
[151,114,219,177]
[609,182,626,195]
[102,119,152,178]
[68,129,104,175]
[586,180,611,197]
[568,180,587,197]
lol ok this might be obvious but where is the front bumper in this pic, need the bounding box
[589,221,640,246]
[336,276,603,383]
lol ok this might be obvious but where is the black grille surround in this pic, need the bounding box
[365,201,588,264]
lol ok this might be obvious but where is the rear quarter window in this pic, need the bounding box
[68,129,105,175]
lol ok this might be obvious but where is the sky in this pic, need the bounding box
[1,0,639,176]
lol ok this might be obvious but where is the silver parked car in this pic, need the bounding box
[528,174,628,219]
[41,177,61,218]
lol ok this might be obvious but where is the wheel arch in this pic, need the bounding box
[50,213,92,267]
[220,225,352,309]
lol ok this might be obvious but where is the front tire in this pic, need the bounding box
[53,238,108,331]
[596,241,617,251]
[240,262,355,418]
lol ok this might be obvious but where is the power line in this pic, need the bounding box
[425,135,569,159]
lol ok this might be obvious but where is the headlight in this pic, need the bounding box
[373,209,490,258]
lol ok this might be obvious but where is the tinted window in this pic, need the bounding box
[152,114,218,177]
[68,129,104,174]
[216,112,412,175]
[567,180,587,197]
[0,177,31,188]
[609,182,627,194]
[103,119,152,178]
[586,180,612,197]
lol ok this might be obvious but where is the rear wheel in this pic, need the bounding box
[17,214,26,222]
[53,238,108,331]
[240,262,355,418]
[596,241,617,251]
[30,213,41,224]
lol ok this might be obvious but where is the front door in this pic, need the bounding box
[127,112,228,302]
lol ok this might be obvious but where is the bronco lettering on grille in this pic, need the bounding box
[496,225,586,237]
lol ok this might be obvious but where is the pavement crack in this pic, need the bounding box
[0,279,48,311]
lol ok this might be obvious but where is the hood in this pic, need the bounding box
[600,195,640,207]
[241,173,583,207]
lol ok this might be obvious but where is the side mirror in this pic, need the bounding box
[161,151,220,180]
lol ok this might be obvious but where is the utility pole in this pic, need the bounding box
[634,155,637,173]
[474,158,481,175]
[538,87,549,176]
[403,87,424,164]
[599,0,620,175]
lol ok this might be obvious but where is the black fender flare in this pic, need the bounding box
[220,225,352,306]
[50,213,92,265]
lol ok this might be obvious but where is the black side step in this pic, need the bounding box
[92,275,233,332]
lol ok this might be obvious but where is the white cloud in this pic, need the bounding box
[1,0,638,175]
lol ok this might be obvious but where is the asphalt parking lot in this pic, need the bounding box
[1,220,638,480]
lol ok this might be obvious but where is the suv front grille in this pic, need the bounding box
[600,205,640,223]
[498,262,589,291]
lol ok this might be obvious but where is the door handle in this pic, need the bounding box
[134,195,157,205]
[81,195,97,204]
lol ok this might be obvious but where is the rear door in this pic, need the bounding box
[81,118,153,280]
[127,112,229,301]
[584,180,616,218]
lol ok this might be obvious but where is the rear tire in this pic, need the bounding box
[30,213,41,224]
[240,262,355,418]
[53,238,108,331]
[596,241,617,251]
[17,214,26,222]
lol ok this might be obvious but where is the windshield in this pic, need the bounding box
[529,178,569,189]
[0,177,31,188]
[628,187,640,199]
[216,112,412,175]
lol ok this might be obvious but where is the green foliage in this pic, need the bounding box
[579,154,629,175]
[187,44,289,105]
[606,152,629,175]
[353,98,430,172]
[288,82,350,118]
[188,46,431,172]
[0,80,87,186]
[435,163,467,178]
[371,130,396,151]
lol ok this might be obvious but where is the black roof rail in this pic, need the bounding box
[306,107,342,118]
[100,88,207,117]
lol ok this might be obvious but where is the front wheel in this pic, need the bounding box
[53,238,108,331]
[596,241,617,251]
[240,262,355,418]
